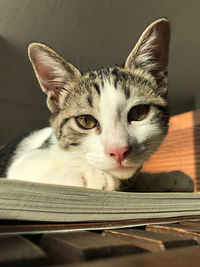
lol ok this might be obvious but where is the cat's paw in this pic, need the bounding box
[55,168,117,191]
[130,171,194,192]
[164,171,194,192]
[84,168,117,191]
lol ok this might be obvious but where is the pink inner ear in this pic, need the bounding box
[36,63,56,91]
[34,60,62,104]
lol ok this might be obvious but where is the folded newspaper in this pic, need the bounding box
[0,179,200,223]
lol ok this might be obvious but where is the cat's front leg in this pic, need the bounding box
[125,171,194,192]
[54,168,118,191]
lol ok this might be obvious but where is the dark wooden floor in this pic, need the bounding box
[1,220,200,266]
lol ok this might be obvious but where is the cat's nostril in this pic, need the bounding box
[107,146,131,164]
[123,149,131,158]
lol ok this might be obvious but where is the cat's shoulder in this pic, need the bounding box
[0,127,53,177]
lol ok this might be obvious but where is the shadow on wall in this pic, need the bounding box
[0,37,49,145]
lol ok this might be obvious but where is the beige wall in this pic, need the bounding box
[0,0,199,144]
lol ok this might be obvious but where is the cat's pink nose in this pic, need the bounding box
[106,146,130,164]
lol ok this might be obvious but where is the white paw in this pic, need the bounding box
[84,168,117,191]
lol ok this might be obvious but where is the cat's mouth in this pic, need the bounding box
[112,165,133,171]
[108,165,137,179]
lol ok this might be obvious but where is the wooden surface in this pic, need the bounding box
[40,231,145,263]
[1,219,200,266]
[104,228,197,252]
[1,216,200,235]
[0,235,46,266]
[67,246,200,267]
[142,110,200,191]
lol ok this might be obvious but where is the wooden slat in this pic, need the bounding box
[66,246,200,267]
[168,110,200,131]
[142,110,200,191]
[148,224,200,233]
[0,221,200,266]
[0,235,46,265]
[143,128,195,172]
[180,221,200,227]
[1,216,200,235]
[146,223,200,243]
[104,228,197,252]
[40,231,145,264]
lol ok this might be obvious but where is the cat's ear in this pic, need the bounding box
[28,43,81,112]
[125,18,170,87]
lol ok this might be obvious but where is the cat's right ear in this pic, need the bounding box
[125,18,170,88]
[28,43,81,113]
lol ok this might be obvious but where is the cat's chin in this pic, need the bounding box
[108,166,137,179]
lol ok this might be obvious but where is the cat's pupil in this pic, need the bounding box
[128,105,150,123]
[76,115,97,129]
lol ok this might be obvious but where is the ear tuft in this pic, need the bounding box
[28,43,81,112]
[125,18,170,87]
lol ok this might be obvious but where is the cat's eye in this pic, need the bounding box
[128,105,150,122]
[76,115,98,129]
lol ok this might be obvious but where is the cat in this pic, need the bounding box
[0,18,194,192]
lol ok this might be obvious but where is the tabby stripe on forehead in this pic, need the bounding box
[89,72,96,79]
[124,87,130,99]
[112,68,128,81]
[87,95,93,107]
[96,70,104,87]
[112,68,118,76]
[114,77,118,89]
[133,74,157,91]
[94,83,100,95]
[59,118,70,138]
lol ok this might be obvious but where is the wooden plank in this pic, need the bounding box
[1,216,200,235]
[168,110,200,132]
[40,231,145,264]
[0,235,46,265]
[143,128,195,173]
[180,221,200,227]
[148,223,200,233]
[66,245,200,267]
[104,228,197,252]
[146,223,200,243]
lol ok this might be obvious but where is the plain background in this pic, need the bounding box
[0,0,200,144]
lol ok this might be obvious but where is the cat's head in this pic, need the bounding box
[28,18,170,179]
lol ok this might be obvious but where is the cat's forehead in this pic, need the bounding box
[62,66,166,115]
[82,66,155,90]
[81,66,159,98]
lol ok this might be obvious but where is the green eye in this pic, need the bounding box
[76,115,98,129]
[128,105,150,122]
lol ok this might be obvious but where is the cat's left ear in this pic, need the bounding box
[125,18,170,87]
[28,43,81,113]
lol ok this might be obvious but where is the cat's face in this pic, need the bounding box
[50,67,169,179]
[28,18,170,179]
